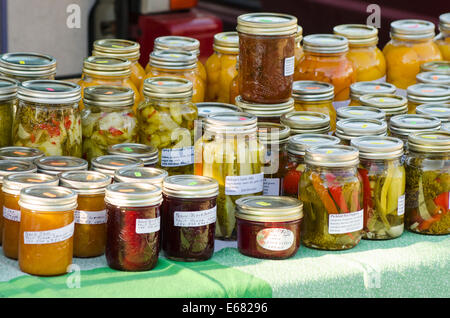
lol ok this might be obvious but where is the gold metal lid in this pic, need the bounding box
[420,61,450,74]
[257,122,291,145]
[336,106,386,121]
[350,81,396,100]
[3,173,59,195]
[280,111,331,134]
[415,103,450,122]
[333,24,378,46]
[83,85,134,108]
[91,155,144,176]
[0,160,37,182]
[82,56,131,77]
[416,72,450,85]
[390,19,436,40]
[92,39,140,61]
[407,131,450,153]
[351,136,404,160]
[407,83,450,104]
[196,102,242,119]
[303,34,349,54]
[35,156,88,175]
[19,185,78,212]
[236,12,298,36]
[295,25,303,43]
[305,145,359,167]
[142,76,193,99]
[0,146,44,162]
[292,81,334,101]
[439,13,450,32]
[0,77,18,101]
[149,50,197,70]
[213,32,239,54]
[359,93,408,117]
[114,167,168,185]
[235,196,303,222]
[0,52,57,79]
[154,36,200,56]
[235,96,295,118]
[108,143,159,165]
[18,80,81,104]
[59,171,112,195]
[336,118,387,142]
[204,112,258,135]
[105,182,162,207]
[163,175,219,199]
[287,133,340,156]
[389,114,441,137]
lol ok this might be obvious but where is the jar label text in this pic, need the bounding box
[328,209,363,234]
[256,228,294,251]
[161,146,194,167]
[23,221,75,245]
[284,56,295,76]
[136,217,160,234]
[225,172,264,195]
[3,207,20,222]
[263,178,280,196]
[397,194,405,216]
[75,210,107,225]
[174,206,217,227]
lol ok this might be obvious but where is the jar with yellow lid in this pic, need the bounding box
[114,166,168,186]
[336,118,387,145]
[205,32,239,104]
[108,143,159,167]
[292,81,336,131]
[81,86,138,162]
[35,156,88,176]
[406,83,450,114]
[359,93,408,122]
[60,171,111,258]
[435,13,450,61]
[0,146,44,163]
[2,173,59,259]
[0,53,56,82]
[77,56,140,111]
[416,103,450,123]
[349,81,396,106]
[235,96,295,123]
[0,77,18,147]
[383,19,442,94]
[295,34,356,109]
[416,72,450,85]
[18,186,77,276]
[333,24,386,82]
[91,155,144,177]
[280,111,331,135]
[420,61,450,74]
[337,106,386,122]
[389,114,441,147]
[13,80,82,157]
[295,25,304,68]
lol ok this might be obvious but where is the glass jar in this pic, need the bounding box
[349,81,396,106]
[292,81,336,131]
[2,173,59,259]
[389,114,442,146]
[334,24,386,82]
[295,25,304,68]
[91,155,144,177]
[420,61,450,74]
[235,196,303,259]
[295,34,356,109]
[351,136,405,239]
[13,80,82,157]
[137,77,197,175]
[0,77,18,147]
[206,32,239,104]
[359,93,408,123]
[77,56,140,111]
[114,166,168,186]
[299,145,363,250]
[162,175,219,261]
[280,111,331,135]
[406,83,450,114]
[416,103,450,123]
[81,86,138,162]
[60,171,112,258]
[405,131,450,235]
[416,72,450,85]
[383,19,443,94]
[435,13,450,61]
[194,112,264,240]
[108,143,159,167]
[335,118,388,146]
[337,106,386,122]
[0,52,56,82]
[18,186,77,276]
[93,39,146,89]
[281,134,340,198]
[35,156,88,176]
[0,146,44,164]
[235,96,295,123]
[237,13,297,104]
[105,182,163,271]
[196,102,242,120]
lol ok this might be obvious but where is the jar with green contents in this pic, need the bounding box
[349,81,396,106]
[337,106,386,122]
[420,61,450,74]
[0,77,18,147]
[0,146,44,163]
[35,156,88,176]
[389,114,441,147]
[281,111,331,135]
[108,143,159,167]
[359,93,408,122]
[416,72,450,85]
[435,13,450,61]
[406,83,450,114]
[235,96,295,124]
[0,53,56,82]
[416,103,450,123]
[336,118,387,145]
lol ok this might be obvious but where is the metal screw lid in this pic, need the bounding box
[0,146,44,162]
[0,160,37,182]
[204,112,258,135]
[257,122,291,145]
[359,93,408,117]
[0,52,57,79]
[389,114,441,137]
[92,39,140,61]
[305,145,359,167]
[303,34,349,54]
[351,136,404,160]
[154,36,200,56]
[292,81,334,101]
[336,106,386,121]
[333,24,378,46]
[407,131,450,153]
[114,167,168,185]
[105,182,162,207]
[281,111,331,134]
[83,85,134,108]
[416,72,450,85]
[420,61,450,74]
[59,170,112,195]
[163,175,219,199]
[236,12,298,36]
[196,102,242,119]
[3,172,59,195]
[35,156,88,175]
[287,133,340,156]
[235,196,303,222]
[82,56,131,77]
[439,13,450,32]
[142,76,193,99]
[235,96,295,118]
[18,80,81,104]
[296,25,303,43]
[19,185,78,212]
[415,103,450,122]
[350,81,396,100]
[407,83,450,104]
[149,50,197,70]
[336,118,387,142]
[0,77,18,101]
[91,155,144,176]
[108,143,159,166]
[213,32,239,54]
[390,19,436,40]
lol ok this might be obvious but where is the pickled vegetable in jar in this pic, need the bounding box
[81,86,138,162]
[359,93,408,122]
[0,77,17,147]
[349,81,396,106]
[295,25,304,68]
[389,114,441,146]
[337,106,386,122]
[295,34,356,109]
[108,143,159,167]
[235,96,295,124]
[435,13,450,61]
[351,136,405,239]
[280,111,331,135]
[18,186,77,276]
[137,77,197,176]
[335,118,387,146]
[235,196,303,259]
[333,24,386,82]
[237,13,297,104]
[0,52,56,82]
[420,61,450,74]
[416,103,450,123]
[2,173,58,259]
[114,166,168,187]
[105,182,163,271]
[197,102,242,119]
[91,155,144,177]
[405,131,450,235]
[0,146,44,163]
[13,80,82,157]
[416,72,450,85]
[299,145,363,250]
[406,83,450,114]
[35,156,88,176]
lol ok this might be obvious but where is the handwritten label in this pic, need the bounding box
[23,222,74,244]
[161,146,194,167]
[225,173,264,195]
[136,217,160,234]
[257,228,294,251]
[328,210,363,234]
[174,206,217,227]
[263,178,280,196]
[75,210,107,225]
[3,207,20,222]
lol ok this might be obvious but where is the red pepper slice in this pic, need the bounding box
[283,169,302,196]
[434,192,449,212]
[359,168,372,223]
[325,173,349,213]
[418,214,442,231]
[64,116,72,130]
[109,127,124,136]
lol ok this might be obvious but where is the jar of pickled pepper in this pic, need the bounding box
[349,81,396,106]
[0,146,44,163]
[299,145,363,250]
[359,93,408,123]
[91,155,144,177]
[114,166,168,187]
[0,52,56,82]
[406,83,450,114]
[35,156,88,176]
[235,96,295,124]
[105,182,163,271]
[18,186,77,276]
[0,77,17,147]
[280,111,331,135]
[2,173,59,259]
[416,103,450,123]
[335,118,388,146]
[237,12,297,104]
[420,61,450,74]
[108,143,159,167]
[337,106,386,122]
[416,72,450,86]
[435,13,450,61]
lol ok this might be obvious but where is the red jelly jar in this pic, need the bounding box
[235,196,303,259]
[105,182,162,271]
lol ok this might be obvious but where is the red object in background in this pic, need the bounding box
[135,8,222,67]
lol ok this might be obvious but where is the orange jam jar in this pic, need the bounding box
[91,155,144,177]
[114,166,168,187]
[0,52,56,82]
[60,171,112,258]
[0,146,44,163]
[235,96,295,124]
[18,186,78,276]
[35,156,88,176]
[2,173,58,259]
[337,106,386,122]
[416,72,450,85]
[406,83,450,114]
[335,118,387,146]
[280,111,331,135]
[108,143,159,167]
[435,13,450,61]
[349,81,396,106]
[359,94,408,122]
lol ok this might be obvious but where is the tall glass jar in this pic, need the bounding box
[237,13,297,104]
[0,146,44,163]
[0,77,18,147]
[13,80,82,157]
[108,143,159,167]
[405,131,450,235]
[295,34,356,110]
[0,53,56,82]
[299,145,363,250]
[349,81,396,106]
[81,86,138,162]
[406,83,450,114]
[281,111,331,135]
[114,167,168,186]
[137,77,197,175]
[337,106,386,122]
[359,93,408,123]
[335,118,388,146]
[420,61,450,74]
[416,72,450,85]
[435,13,450,61]
[416,103,450,124]
[35,156,88,176]
[389,114,442,147]
[235,96,295,123]
[91,155,143,177]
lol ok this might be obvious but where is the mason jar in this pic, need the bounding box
[114,166,168,186]
[349,81,396,106]
[435,13,450,61]
[35,156,88,176]
[389,114,442,147]
[406,83,450,114]
[235,96,295,123]
[196,102,242,120]
[335,118,388,145]
[415,103,450,123]
[420,61,450,74]
[108,143,159,167]
[337,106,386,122]
[91,155,143,177]
[359,93,408,122]
[0,77,18,147]
[0,52,56,82]
[281,111,331,135]
[0,146,44,163]
[295,25,304,67]
[416,72,450,85]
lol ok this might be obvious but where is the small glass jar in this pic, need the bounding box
[13,80,82,157]
[237,13,297,104]
[35,156,88,176]
[235,96,295,123]
[2,173,59,259]
[416,103,450,123]
[337,106,386,122]
[114,166,168,186]
[292,81,336,131]
[196,102,242,120]
[81,86,138,162]
[389,114,442,146]
[137,77,197,176]
[91,155,144,177]
[351,136,405,239]
[405,131,450,235]
[105,182,163,271]
[0,52,56,82]
[281,134,340,198]
[406,83,450,114]
[280,111,331,135]
[299,145,363,250]
[359,93,408,122]
[349,81,396,106]
[435,13,450,61]
[383,19,443,94]
[59,171,112,258]
[0,77,18,147]
[0,146,44,163]
[18,186,77,276]
[235,196,303,259]
[162,175,219,261]
[333,24,386,82]
[108,143,159,167]
[295,25,304,68]
[295,34,356,109]
[335,118,388,145]
[416,72,450,85]
[420,61,450,74]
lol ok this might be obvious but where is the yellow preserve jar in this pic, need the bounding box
[334,24,386,82]
[416,72,450,85]
[0,52,56,82]
[235,96,295,124]
[349,81,396,106]
[335,118,387,146]
[435,13,450,61]
[406,83,450,114]
[416,103,450,123]
[360,93,408,122]
[420,61,450,74]
[281,111,331,135]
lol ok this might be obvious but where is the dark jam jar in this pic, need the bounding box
[105,182,163,271]
[235,196,303,259]
[162,175,219,261]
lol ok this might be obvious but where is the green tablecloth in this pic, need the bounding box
[0,231,448,298]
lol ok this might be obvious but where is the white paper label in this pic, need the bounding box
[24,222,75,245]
[396,88,407,97]
[332,99,350,110]
[225,172,264,195]
[75,210,107,225]
[397,194,405,216]
[263,178,280,196]
[136,217,160,234]
[284,56,295,76]
[328,210,363,234]
[174,206,217,227]
[257,228,294,251]
[161,146,194,167]
[3,207,20,222]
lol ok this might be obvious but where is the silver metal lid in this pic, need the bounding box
[303,34,349,54]
[204,112,258,135]
[351,136,404,160]
[108,143,159,165]
[407,131,450,153]
[0,146,44,162]
[350,81,396,100]
[0,77,18,101]
[420,61,450,74]
[359,93,408,117]
[0,160,37,182]
[18,80,81,104]
[236,12,298,36]
[142,76,193,99]
[149,50,197,70]
[163,175,219,199]
[439,13,450,32]
[114,167,168,185]
[415,103,450,122]
[3,173,59,195]
[105,182,162,207]
[442,122,450,132]
[83,85,134,108]
[82,56,131,77]
[35,156,88,175]
[305,145,359,167]
[416,72,450,85]
[333,24,378,46]
[296,25,303,43]
[257,122,291,145]
[91,155,144,176]
[235,196,303,222]
[59,171,111,195]
[292,81,334,101]
[336,106,386,121]
[19,185,77,212]
[235,96,295,118]
[280,111,331,134]
[390,19,436,40]
[154,36,200,56]
[287,133,340,156]
[0,52,57,79]
[336,118,387,139]
[92,39,140,61]
[196,102,242,119]
[407,83,450,104]
[213,32,239,54]
[389,114,441,137]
